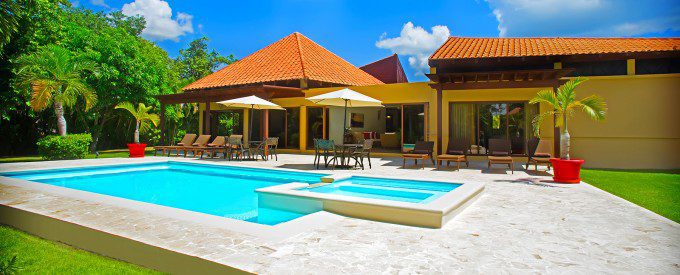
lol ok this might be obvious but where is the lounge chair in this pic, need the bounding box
[178,134,211,157]
[154,133,197,156]
[525,138,552,171]
[436,138,470,170]
[402,141,435,169]
[197,136,227,159]
[487,138,514,174]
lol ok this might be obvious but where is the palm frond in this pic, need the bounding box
[115,102,138,119]
[529,89,559,109]
[29,80,57,111]
[531,110,556,136]
[575,94,607,121]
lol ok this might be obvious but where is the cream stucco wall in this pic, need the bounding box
[198,74,680,169]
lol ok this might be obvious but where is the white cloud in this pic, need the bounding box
[121,0,193,42]
[485,0,679,37]
[90,0,109,8]
[376,22,450,76]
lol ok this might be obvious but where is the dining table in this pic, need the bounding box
[334,143,363,169]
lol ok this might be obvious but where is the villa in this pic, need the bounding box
[159,33,680,169]
[0,32,678,274]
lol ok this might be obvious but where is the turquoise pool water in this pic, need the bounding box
[3,162,326,225]
[298,176,460,204]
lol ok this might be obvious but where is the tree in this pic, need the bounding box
[115,102,159,143]
[530,77,607,159]
[175,36,236,84]
[15,44,98,136]
[58,8,180,151]
[173,37,236,138]
[0,0,19,54]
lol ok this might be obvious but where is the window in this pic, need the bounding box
[636,58,680,75]
[565,60,627,76]
[449,102,538,155]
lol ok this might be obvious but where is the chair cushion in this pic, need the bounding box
[403,153,429,158]
[437,154,465,160]
[488,156,513,163]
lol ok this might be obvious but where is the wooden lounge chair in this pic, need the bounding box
[487,138,514,174]
[154,133,197,156]
[436,138,470,170]
[402,141,435,169]
[197,136,227,159]
[178,135,211,157]
[525,138,552,171]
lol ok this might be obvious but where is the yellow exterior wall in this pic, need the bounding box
[197,74,680,169]
[563,74,680,169]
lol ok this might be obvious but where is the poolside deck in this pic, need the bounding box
[0,154,678,274]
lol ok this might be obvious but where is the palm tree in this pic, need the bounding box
[115,102,160,144]
[15,44,98,136]
[530,77,607,159]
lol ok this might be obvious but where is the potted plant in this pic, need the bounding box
[115,102,160,158]
[530,77,607,183]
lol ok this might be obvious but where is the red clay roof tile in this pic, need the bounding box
[430,37,680,60]
[184,33,383,91]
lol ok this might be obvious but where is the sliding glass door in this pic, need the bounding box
[306,107,328,149]
[449,102,537,154]
[267,108,300,149]
[209,110,243,137]
[403,105,426,144]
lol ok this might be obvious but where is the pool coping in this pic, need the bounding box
[255,173,485,228]
[0,158,343,242]
[0,157,484,234]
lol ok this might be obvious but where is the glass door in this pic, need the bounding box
[306,107,328,149]
[210,110,243,137]
[402,104,426,145]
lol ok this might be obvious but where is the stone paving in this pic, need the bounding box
[0,155,678,274]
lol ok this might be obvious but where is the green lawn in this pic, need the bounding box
[581,168,680,223]
[0,149,149,163]
[0,225,160,274]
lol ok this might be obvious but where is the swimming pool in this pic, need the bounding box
[3,162,327,225]
[297,176,461,204]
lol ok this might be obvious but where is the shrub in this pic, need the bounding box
[36,134,92,160]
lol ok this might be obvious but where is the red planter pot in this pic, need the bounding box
[127,143,147,158]
[550,158,585,183]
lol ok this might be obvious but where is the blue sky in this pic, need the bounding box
[76,0,680,81]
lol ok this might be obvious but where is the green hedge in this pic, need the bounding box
[37,134,92,160]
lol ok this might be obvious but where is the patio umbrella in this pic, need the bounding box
[306,88,382,143]
[217,95,284,141]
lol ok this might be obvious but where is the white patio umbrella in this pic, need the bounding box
[217,95,284,141]
[306,88,383,143]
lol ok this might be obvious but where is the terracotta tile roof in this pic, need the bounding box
[184,32,383,91]
[360,54,408,84]
[430,37,680,60]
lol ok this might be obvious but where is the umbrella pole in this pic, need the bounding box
[249,105,254,143]
[343,99,348,145]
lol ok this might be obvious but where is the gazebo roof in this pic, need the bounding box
[183,32,383,91]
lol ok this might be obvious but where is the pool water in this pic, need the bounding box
[298,176,460,204]
[4,162,326,225]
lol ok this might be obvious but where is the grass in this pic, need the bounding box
[0,149,151,163]
[0,225,160,274]
[581,168,680,223]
